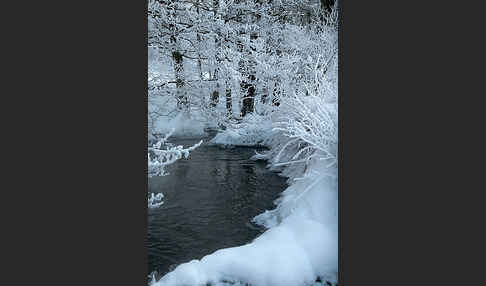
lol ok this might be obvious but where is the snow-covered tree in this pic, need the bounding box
[148,0,338,173]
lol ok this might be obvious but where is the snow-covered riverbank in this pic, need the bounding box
[148,1,338,283]
[152,104,338,286]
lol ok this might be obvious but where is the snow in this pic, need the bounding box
[152,113,207,138]
[209,114,274,147]
[154,157,337,286]
[155,88,338,285]
[152,61,338,285]
[148,133,203,178]
[148,192,164,209]
[151,63,338,286]
[151,28,338,286]
[148,1,339,284]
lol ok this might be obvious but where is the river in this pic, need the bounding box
[147,135,288,278]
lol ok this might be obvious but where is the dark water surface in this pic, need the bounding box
[147,136,287,277]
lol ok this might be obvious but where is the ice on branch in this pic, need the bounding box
[147,129,203,208]
[148,129,203,178]
[148,192,165,209]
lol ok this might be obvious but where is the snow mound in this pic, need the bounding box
[210,114,273,147]
[152,113,207,138]
[210,129,266,147]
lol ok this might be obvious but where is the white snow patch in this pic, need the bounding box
[210,114,273,147]
[153,113,207,138]
[148,192,164,209]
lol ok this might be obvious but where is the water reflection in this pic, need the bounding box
[147,137,287,276]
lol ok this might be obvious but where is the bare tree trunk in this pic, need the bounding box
[196,2,203,81]
[261,83,269,104]
[226,84,232,118]
[197,33,203,80]
[210,67,219,108]
[222,12,232,119]
[241,74,256,117]
[172,50,187,109]
[240,31,258,117]
[272,79,281,107]
[168,0,187,111]
[210,0,220,109]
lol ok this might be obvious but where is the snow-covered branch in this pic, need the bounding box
[147,129,203,208]
[148,129,203,178]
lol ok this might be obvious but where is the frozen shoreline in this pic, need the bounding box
[152,127,338,286]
